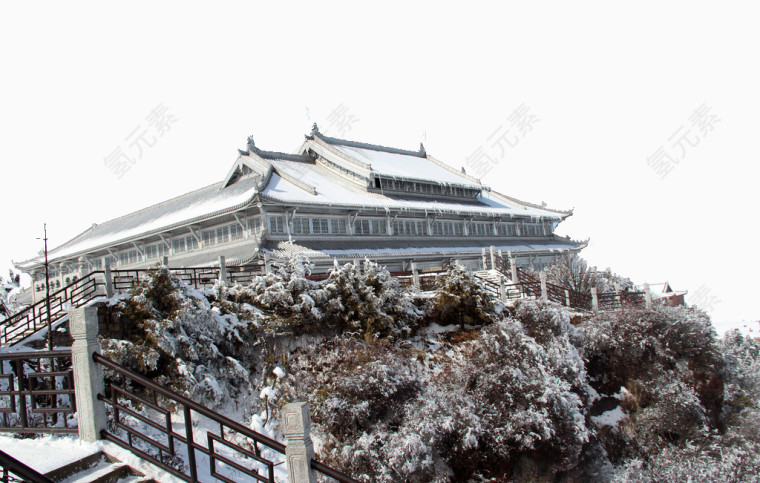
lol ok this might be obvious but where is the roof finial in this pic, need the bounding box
[246,135,256,152]
[311,123,320,136]
[419,143,426,157]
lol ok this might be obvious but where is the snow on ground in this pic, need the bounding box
[591,406,627,427]
[0,434,101,473]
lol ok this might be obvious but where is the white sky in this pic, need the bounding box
[1,2,757,334]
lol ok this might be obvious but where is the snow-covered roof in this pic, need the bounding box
[263,160,562,218]
[16,175,261,269]
[331,144,477,187]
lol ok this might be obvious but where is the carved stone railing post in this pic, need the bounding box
[539,271,548,301]
[481,248,488,270]
[282,402,317,483]
[591,287,599,312]
[489,246,496,271]
[264,253,272,274]
[218,256,228,283]
[565,289,571,307]
[499,276,507,302]
[411,262,420,290]
[508,253,519,284]
[70,307,107,443]
[104,265,114,298]
[644,283,653,310]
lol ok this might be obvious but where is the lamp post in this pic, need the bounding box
[37,224,53,351]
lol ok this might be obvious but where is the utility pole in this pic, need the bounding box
[38,224,53,351]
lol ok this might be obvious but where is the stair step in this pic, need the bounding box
[45,451,105,481]
[60,461,137,483]
[45,451,147,483]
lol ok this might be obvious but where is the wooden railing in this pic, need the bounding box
[0,274,105,346]
[492,254,643,312]
[94,353,357,482]
[0,350,77,435]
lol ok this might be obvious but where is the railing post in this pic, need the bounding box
[539,271,548,301]
[104,265,114,298]
[591,287,599,312]
[644,283,653,310]
[481,248,488,270]
[615,283,622,310]
[162,256,169,266]
[565,289,571,307]
[489,246,496,271]
[411,262,420,290]
[509,253,519,284]
[264,253,272,274]
[218,256,228,283]
[499,276,507,302]
[70,307,107,443]
[282,402,317,483]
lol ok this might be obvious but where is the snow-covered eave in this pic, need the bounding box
[488,189,574,219]
[263,241,584,260]
[15,193,263,273]
[424,154,487,189]
[258,194,566,221]
[369,171,483,191]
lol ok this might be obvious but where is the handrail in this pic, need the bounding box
[93,352,358,482]
[0,448,54,483]
[0,272,105,346]
[93,352,285,452]
[2,271,104,325]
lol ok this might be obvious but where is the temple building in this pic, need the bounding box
[15,125,585,299]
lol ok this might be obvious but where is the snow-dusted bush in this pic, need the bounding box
[543,253,633,294]
[320,260,421,340]
[429,264,494,329]
[283,336,422,480]
[103,267,259,409]
[224,255,325,334]
[220,257,420,341]
[582,304,726,465]
[613,435,760,482]
[393,315,591,481]
[583,305,720,395]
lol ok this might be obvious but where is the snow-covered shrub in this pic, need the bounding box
[393,316,590,481]
[103,267,259,409]
[428,264,494,329]
[543,254,633,294]
[229,255,325,334]
[583,304,724,462]
[320,260,421,341]
[513,299,583,347]
[221,257,420,341]
[583,305,720,395]
[283,336,421,480]
[613,435,760,482]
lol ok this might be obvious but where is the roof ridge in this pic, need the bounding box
[250,146,315,163]
[308,125,425,158]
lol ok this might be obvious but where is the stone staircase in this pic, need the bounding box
[44,452,155,483]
